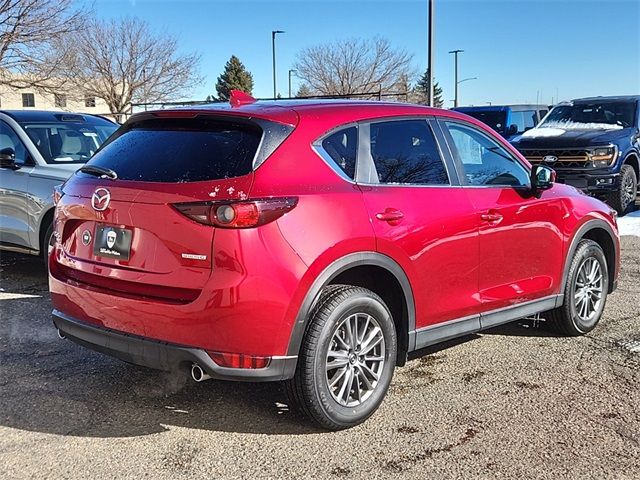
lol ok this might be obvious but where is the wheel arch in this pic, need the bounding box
[285,252,416,366]
[561,219,618,294]
[623,151,639,182]
[38,207,55,255]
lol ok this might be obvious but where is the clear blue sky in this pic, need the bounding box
[88,0,640,106]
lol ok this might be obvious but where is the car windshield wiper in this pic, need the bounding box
[79,165,118,180]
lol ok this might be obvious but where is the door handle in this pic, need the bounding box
[480,211,503,223]
[376,208,404,222]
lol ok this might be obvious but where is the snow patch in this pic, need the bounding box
[542,120,623,131]
[617,210,640,237]
[521,127,566,138]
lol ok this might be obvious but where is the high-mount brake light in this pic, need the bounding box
[173,198,298,228]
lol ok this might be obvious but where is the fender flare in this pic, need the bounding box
[285,251,416,357]
[560,219,618,293]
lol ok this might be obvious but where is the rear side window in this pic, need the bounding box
[87,118,262,182]
[321,126,357,179]
[369,120,448,185]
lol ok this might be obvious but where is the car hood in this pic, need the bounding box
[31,163,83,182]
[512,126,633,149]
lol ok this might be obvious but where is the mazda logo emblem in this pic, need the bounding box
[91,188,111,211]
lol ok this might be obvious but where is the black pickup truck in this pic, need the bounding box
[511,95,640,215]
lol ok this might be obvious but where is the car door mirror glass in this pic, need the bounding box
[507,124,518,136]
[0,147,18,169]
[531,164,555,191]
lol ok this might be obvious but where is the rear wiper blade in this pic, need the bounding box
[79,165,118,180]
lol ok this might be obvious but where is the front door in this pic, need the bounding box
[439,119,565,315]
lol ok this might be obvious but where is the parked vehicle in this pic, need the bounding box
[0,111,117,262]
[453,104,549,140]
[511,96,640,215]
[50,92,619,430]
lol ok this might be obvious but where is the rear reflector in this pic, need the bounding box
[207,351,271,369]
[173,197,297,228]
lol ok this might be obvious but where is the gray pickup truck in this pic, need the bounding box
[0,110,117,264]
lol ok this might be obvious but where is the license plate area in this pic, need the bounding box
[93,225,132,261]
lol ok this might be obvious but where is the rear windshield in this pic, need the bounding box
[85,117,262,182]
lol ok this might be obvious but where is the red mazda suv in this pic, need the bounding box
[50,92,620,429]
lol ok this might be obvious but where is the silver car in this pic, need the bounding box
[0,110,117,264]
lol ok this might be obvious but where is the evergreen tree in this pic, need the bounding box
[215,55,254,101]
[295,84,312,98]
[414,69,444,108]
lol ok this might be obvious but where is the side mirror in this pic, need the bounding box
[0,147,19,169]
[531,164,555,193]
[507,124,518,136]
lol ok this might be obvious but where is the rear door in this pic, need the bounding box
[54,116,265,297]
[438,118,565,317]
[357,118,480,335]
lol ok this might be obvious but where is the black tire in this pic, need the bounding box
[41,222,54,274]
[548,239,609,336]
[607,164,637,216]
[284,284,397,430]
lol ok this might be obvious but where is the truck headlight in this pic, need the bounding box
[590,146,616,166]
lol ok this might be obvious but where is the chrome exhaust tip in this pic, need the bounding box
[191,363,211,382]
[57,329,66,340]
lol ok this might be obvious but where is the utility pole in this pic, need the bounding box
[288,69,296,98]
[448,49,464,107]
[427,0,435,107]
[272,30,285,99]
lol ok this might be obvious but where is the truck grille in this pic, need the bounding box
[520,149,590,169]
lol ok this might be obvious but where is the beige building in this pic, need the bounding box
[0,82,111,118]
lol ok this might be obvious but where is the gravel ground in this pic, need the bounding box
[0,236,638,480]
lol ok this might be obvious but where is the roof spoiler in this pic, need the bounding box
[230,90,257,108]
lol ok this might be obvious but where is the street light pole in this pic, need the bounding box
[427,0,435,107]
[288,69,296,98]
[448,49,464,107]
[272,30,285,99]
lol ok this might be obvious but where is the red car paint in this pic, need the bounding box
[49,99,620,376]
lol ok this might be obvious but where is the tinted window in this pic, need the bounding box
[542,102,636,128]
[369,120,448,185]
[523,110,536,130]
[463,111,507,134]
[21,120,117,164]
[444,121,529,187]
[0,121,29,165]
[321,126,357,179]
[87,118,262,182]
[509,111,526,133]
[538,109,548,121]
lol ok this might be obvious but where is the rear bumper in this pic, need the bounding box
[53,310,297,382]
[555,170,620,193]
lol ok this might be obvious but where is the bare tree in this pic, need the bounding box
[57,17,202,120]
[293,37,414,97]
[0,0,85,87]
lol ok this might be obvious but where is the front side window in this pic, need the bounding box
[523,110,536,130]
[321,126,357,180]
[509,111,526,133]
[443,121,530,187]
[22,93,35,108]
[0,121,29,165]
[368,119,448,185]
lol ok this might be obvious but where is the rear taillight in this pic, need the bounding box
[207,351,271,369]
[173,197,297,228]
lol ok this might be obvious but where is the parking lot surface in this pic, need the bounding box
[1,236,639,480]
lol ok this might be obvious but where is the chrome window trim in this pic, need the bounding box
[311,122,359,183]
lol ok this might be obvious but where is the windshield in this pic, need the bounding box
[20,120,117,164]
[462,111,507,134]
[540,102,637,129]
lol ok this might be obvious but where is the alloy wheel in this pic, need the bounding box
[325,313,385,407]
[573,256,604,323]
[622,173,636,206]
